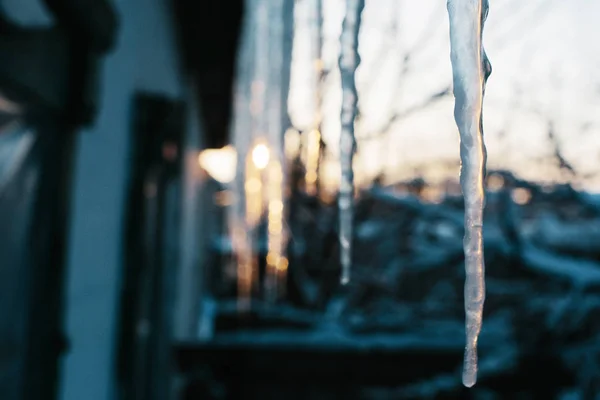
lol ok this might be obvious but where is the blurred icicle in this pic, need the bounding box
[447,0,492,387]
[228,0,293,305]
[264,0,292,303]
[338,0,364,285]
[229,0,257,309]
[229,0,273,308]
[281,0,295,135]
[303,0,324,196]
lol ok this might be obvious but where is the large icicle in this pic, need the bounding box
[338,0,364,285]
[447,0,492,388]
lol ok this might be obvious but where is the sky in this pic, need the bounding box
[289,0,600,192]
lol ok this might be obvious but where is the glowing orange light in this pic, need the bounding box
[304,129,321,195]
[284,128,301,160]
[252,143,270,170]
[511,187,531,205]
[265,156,287,299]
[198,145,237,183]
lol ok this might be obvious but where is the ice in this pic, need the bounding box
[228,0,292,304]
[228,0,270,306]
[228,0,255,307]
[447,0,492,387]
[264,0,286,302]
[338,0,365,285]
[264,0,295,302]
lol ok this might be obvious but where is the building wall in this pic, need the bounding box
[0,0,54,26]
[60,1,182,399]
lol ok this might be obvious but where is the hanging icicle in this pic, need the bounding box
[228,0,293,305]
[264,0,290,302]
[447,0,492,388]
[229,0,257,309]
[229,0,276,307]
[338,0,364,285]
[303,0,324,197]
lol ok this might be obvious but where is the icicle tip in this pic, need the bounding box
[462,345,478,387]
[340,273,350,286]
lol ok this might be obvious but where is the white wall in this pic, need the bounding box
[60,0,182,399]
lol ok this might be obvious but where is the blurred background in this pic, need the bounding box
[1,0,600,399]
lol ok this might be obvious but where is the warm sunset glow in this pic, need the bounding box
[286,0,600,192]
[304,129,321,195]
[318,157,340,203]
[245,154,264,228]
[511,187,532,205]
[487,174,505,192]
[284,128,301,160]
[197,145,237,184]
[265,158,286,297]
[251,143,270,170]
